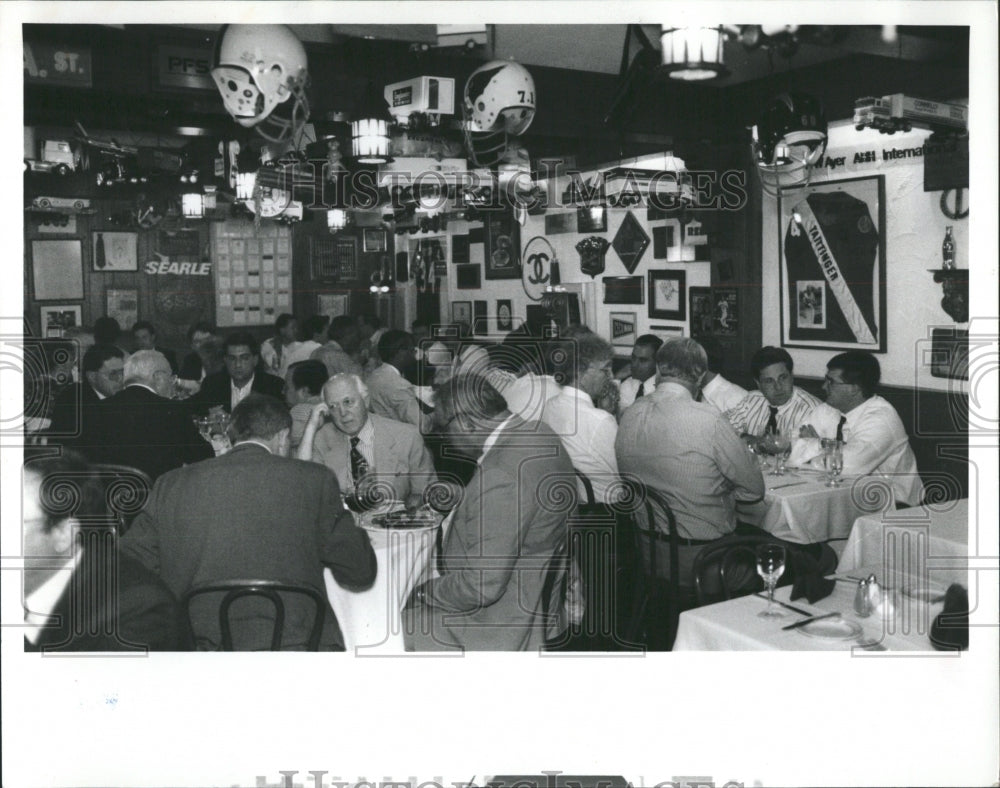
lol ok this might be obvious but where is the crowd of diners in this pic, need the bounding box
[22,309,921,651]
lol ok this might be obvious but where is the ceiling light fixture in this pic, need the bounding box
[351,81,393,164]
[660,26,729,81]
[182,192,204,218]
[327,208,349,232]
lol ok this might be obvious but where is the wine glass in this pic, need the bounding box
[821,438,844,487]
[759,430,792,476]
[756,543,787,618]
[194,416,212,443]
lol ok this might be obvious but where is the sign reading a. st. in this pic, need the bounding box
[24,42,93,87]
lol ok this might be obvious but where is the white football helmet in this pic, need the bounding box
[212,24,310,144]
[464,60,536,135]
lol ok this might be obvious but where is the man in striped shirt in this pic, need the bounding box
[725,346,822,438]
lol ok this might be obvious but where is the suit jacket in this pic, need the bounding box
[188,369,285,414]
[311,413,436,503]
[120,443,377,650]
[365,363,423,428]
[46,379,102,443]
[86,385,214,481]
[25,531,189,652]
[404,416,573,651]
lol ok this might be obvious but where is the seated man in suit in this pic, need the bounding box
[616,339,765,587]
[131,320,178,374]
[188,331,285,414]
[47,342,124,441]
[178,321,216,384]
[23,451,188,652]
[365,329,427,430]
[87,350,214,480]
[403,373,575,651]
[121,394,376,651]
[297,373,435,510]
[793,351,923,507]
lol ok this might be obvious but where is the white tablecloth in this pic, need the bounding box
[837,498,968,588]
[673,580,946,651]
[738,470,883,544]
[325,523,438,654]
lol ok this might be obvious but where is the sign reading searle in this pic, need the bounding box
[145,260,212,275]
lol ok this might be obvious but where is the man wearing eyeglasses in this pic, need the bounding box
[793,351,922,507]
[88,350,213,480]
[188,332,285,415]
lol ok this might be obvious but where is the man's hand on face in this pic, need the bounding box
[308,401,331,427]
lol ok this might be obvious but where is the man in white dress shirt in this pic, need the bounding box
[725,346,822,438]
[618,334,662,415]
[365,329,426,429]
[541,330,621,504]
[793,351,922,507]
[697,337,748,414]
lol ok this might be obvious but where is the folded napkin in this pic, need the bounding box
[930,584,969,651]
[788,548,836,604]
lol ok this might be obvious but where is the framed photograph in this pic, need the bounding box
[317,292,350,318]
[603,275,644,305]
[649,324,685,343]
[455,263,482,289]
[611,210,650,274]
[31,240,84,301]
[648,269,686,320]
[778,174,887,352]
[40,305,82,338]
[496,299,513,332]
[362,228,387,253]
[106,288,138,330]
[452,301,472,325]
[576,205,607,233]
[484,212,521,280]
[610,311,637,348]
[473,300,488,334]
[689,286,714,338]
[92,231,138,271]
[544,211,577,235]
[713,288,739,336]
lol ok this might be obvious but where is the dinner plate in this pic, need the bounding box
[795,617,863,640]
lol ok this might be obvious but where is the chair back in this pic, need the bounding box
[90,463,153,536]
[692,535,773,606]
[182,580,327,651]
[631,482,680,591]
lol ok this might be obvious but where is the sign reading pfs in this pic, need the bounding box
[24,42,93,87]
[156,45,215,90]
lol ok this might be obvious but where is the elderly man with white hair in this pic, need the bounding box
[297,373,435,510]
[88,349,213,480]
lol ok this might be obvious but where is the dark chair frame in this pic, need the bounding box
[182,580,327,651]
[89,462,153,536]
[692,535,774,607]
[626,481,684,650]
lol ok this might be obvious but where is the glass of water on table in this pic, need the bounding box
[821,438,844,487]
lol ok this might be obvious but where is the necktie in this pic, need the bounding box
[836,415,847,442]
[766,406,779,434]
[349,436,369,484]
[635,382,645,399]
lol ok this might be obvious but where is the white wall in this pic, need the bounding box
[761,121,970,392]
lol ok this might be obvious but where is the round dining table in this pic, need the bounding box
[324,503,442,654]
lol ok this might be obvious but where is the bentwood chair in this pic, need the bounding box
[89,463,153,536]
[626,481,688,651]
[182,580,328,651]
[692,536,771,607]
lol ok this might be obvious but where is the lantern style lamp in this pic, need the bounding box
[352,81,393,164]
[660,26,728,81]
[327,208,349,232]
[182,192,204,218]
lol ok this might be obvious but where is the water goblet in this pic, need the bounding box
[759,430,792,476]
[756,543,787,618]
[821,438,844,487]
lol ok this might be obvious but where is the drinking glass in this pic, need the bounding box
[756,543,787,618]
[821,438,844,487]
[759,430,792,476]
[194,416,212,443]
